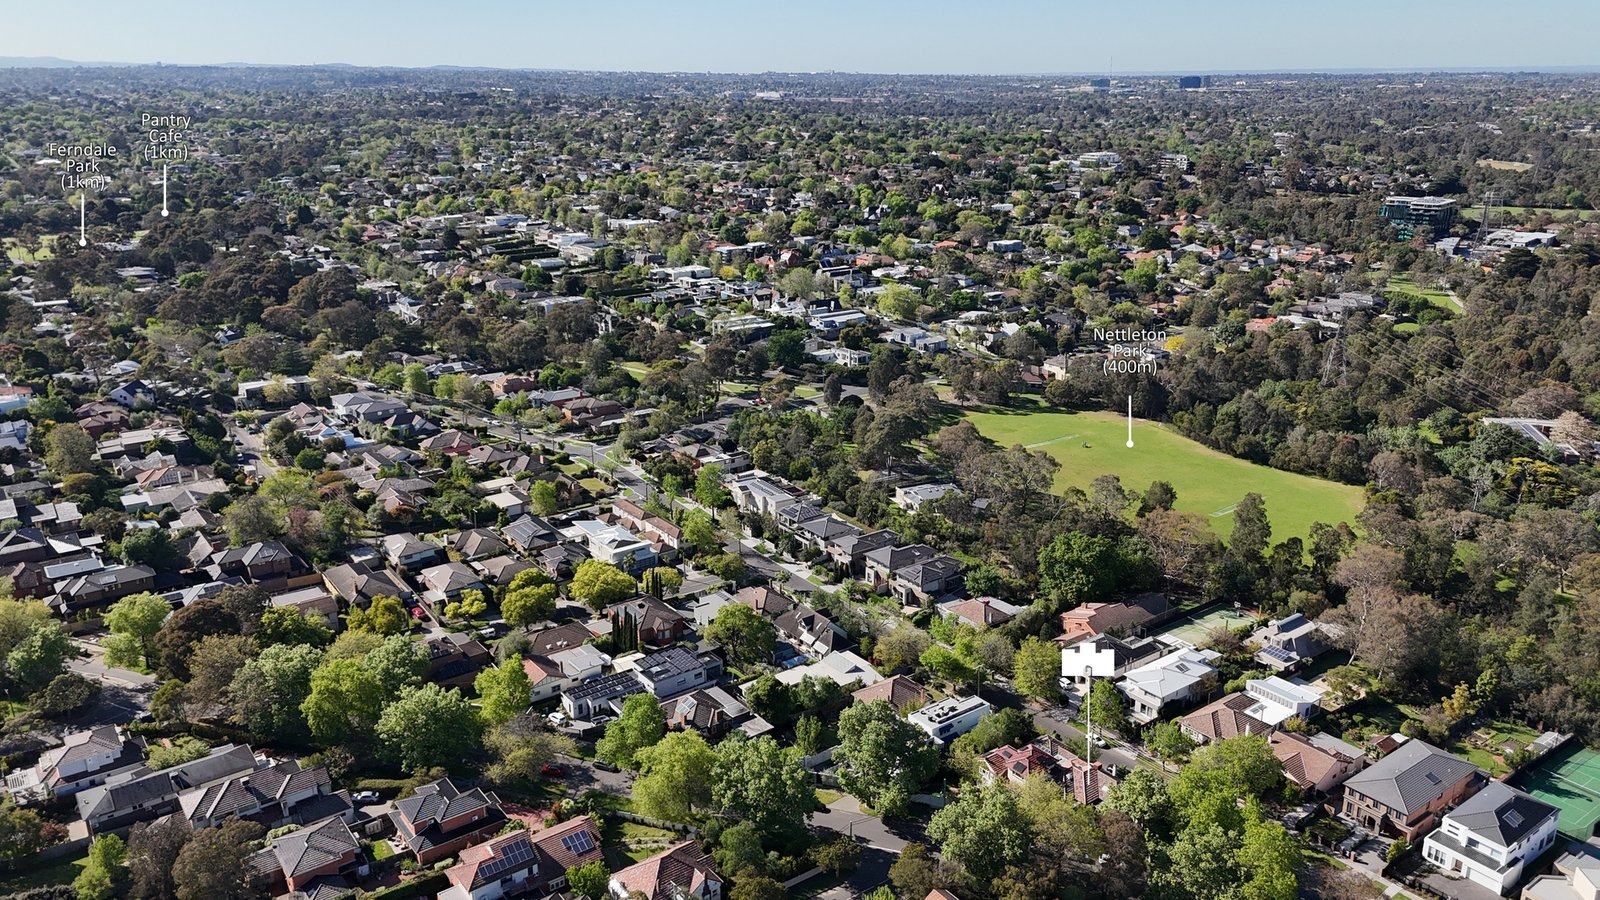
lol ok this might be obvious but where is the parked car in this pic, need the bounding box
[352,791,381,804]
[540,764,567,778]
[593,760,621,774]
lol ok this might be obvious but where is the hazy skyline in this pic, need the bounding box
[6,0,1600,75]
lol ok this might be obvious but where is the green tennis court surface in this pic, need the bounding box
[1152,605,1256,648]
[1515,744,1600,840]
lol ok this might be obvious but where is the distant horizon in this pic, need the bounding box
[5,0,1599,76]
[4,55,1600,80]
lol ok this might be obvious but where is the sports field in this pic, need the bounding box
[1515,744,1600,840]
[964,408,1365,541]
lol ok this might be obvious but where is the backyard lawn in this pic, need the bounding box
[964,407,1365,541]
[0,857,87,893]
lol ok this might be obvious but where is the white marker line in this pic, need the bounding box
[1209,505,1238,518]
[161,164,169,217]
[1024,433,1080,449]
[1125,395,1134,448]
[78,193,86,246]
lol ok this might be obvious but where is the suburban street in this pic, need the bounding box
[807,795,920,852]
[69,638,156,689]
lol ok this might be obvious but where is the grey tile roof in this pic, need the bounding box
[268,815,359,877]
[1444,781,1557,847]
[1343,739,1482,815]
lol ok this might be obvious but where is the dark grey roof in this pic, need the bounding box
[1343,739,1482,815]
[502,515,558,546]
[1445,781,1557,847]
[269,815,359,877]
[390,779,504,854]
[566,671,646,704]
[636,647,704,682]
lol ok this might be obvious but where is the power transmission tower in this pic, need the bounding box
[1321,330,1347,387]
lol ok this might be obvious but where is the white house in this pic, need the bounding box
[1522,852,1600,900]
[892,483,959,511]
[1421,781,1559,895]
[563,519,657,573]
[616,647,718,699]
[108,379,156,409]
[1238,676,1322,726]
[1118,647,1221,724]
[523,644,609,703]
[907,695,993,744]
[5,725,142,802]
[771,650,881,689]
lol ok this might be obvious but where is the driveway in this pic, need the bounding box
[813,846,896,900]
[808,795,919,852]
[556,754,635,797]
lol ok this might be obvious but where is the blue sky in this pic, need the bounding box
[7,0,1599,74]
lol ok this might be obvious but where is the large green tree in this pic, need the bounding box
[376,683,481,770]
[704,603,776,666]
[1011,636,1062,703]
[301,657,385,747]
[501,571,558,631]
[475,659,532,727]
[73,834,129,900]
[568,560,638,611]
[1037,533,1117,608]
[834,700,938,818]
[927,782,1033,883]
[103,592,171,670]
[232,642,323,739]
[595,693,666,768]
[634,731,716,823]
[710,734,814,842]
[6,622,74,692]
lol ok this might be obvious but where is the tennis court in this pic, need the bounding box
[1152,605,1257,648]
[1515,744,1600,840]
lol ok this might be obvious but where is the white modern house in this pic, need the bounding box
[1421,781,1559,895]
[563,519,657,573]
[1118,647,1221,724]
[907,695,993,744]
[1238,676,1322,727]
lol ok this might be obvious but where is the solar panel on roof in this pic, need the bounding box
[561,830,596,855]
[1261,646,1296,663]
[478,837,534,881]
[1504,809,1524,828]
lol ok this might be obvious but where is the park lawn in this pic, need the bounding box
[1476,159,1534,172]
[1385,273,1460,311]
[964,407,1365,541]
[3,234,59,263]
[1458,204,1599,222]
[0,856,88,893]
